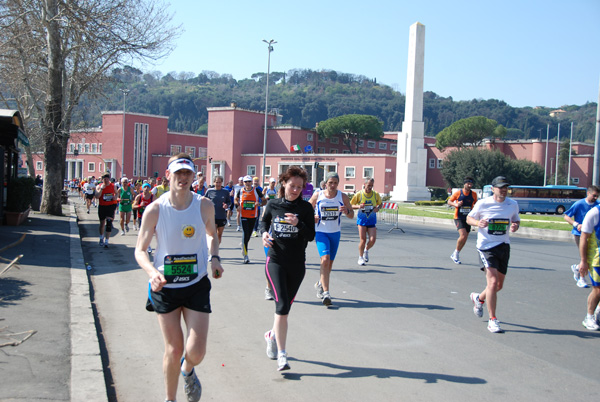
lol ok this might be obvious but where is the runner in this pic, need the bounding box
[448,176,478,264]
[576,203,600,330]
[224,179,234,226]
[232,177,244,232]
[204,175,231,244]
[117,177,135,235]
[83,176,96,214]
[466,176,520,333]
[563,185,600,288]
[133,183,155,253]
[234,175,266,263]
[134,153,224,402]
[132,180,143,230]
[192,172,207,196]
[350,177,382,266]
[96,172,118,248]
[309,172,354,306]
[261,166,315,371]
[152,176,170,198]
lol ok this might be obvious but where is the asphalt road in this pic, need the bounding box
[76,201,600,402]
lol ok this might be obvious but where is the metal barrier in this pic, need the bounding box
[378,202,405,233]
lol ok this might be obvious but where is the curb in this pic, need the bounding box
[68,203,108,401]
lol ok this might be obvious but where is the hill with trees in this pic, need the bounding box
[69,66,597,148]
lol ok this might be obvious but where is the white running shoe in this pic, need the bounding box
[181,358,202,402]
[227,220,231,227]
[358,256,366,266]
[571,264,580,282]
[363,249,369,262]
[322,291,332,306]
[236,226,241,232]
[315,282,324,299]
[582,315,600,331]
[243,255,250,264]
[277,352,290,371]
[265,287,274,300]
[595,305,600,323]
[252,231,258,237]
[576,277,589,288]
[120,231,125,236]
[470,292,483,317]
[487,318,503,333]
[264,330,277,359]
[450,251,461,264]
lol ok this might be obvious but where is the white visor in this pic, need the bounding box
[168,158,195,173]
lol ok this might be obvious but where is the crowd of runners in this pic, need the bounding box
[69,161,600,402]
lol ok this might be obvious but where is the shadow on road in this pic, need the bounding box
[295,297,454,311]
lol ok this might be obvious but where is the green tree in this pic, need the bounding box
[435,116,506,151]
[316,114,383,153]
[441,148,543,188]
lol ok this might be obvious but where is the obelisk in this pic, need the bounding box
[391,22,430,202]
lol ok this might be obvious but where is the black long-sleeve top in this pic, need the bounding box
[260,197,315,263]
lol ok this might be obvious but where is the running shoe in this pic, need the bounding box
[265,287,274,300]
[147,246,152,254]
[120,231,125,236]
[470,292,483,317]
[181,358,202,402]
[450,251,461,264]
[487,318,503,333]
[87,210,90,214]
[357,256,366,266]
[363,249,369,262]
[277,352,290,371]
[243,255,250,264]
[582,316,600,331]
[252,231,258,237]
[264,330,277,359]
[576,277,589,288]
[322,291,332,306]
[104,242,109,249]
[227,220,231,227]
[125,224,129,233]
[99,238,104,247]
[236,226,241,232]
[595,305,600,323]
[571,264,580,281]
[315,281,324,299]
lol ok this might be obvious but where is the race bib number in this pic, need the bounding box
[163,254,198,284]
[121,199,130,205]
[242,201,256,210]
[103,193,113,201]
[272,215,298,238]
[487,218,509,235]
[361,205,374,216]
[459,206,471,216]
[321,206,340,221]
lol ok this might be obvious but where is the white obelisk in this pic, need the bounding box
[391,22,430,202]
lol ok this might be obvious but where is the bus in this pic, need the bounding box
[481,185,587,214]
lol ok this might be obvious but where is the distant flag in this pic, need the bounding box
[304,145,312,153]
[290,144,301,152]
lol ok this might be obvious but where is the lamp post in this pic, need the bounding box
[262,39,276,185]
[120,88,130,178]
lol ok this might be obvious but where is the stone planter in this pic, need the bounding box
[4,208,31,226]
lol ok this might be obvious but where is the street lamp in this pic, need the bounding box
[120,88,130,178]
[262,39,276,185]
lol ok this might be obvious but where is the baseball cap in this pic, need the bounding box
[238,176,244,181]
[168,158,195,173]
[491,176,509,188]
[269,177,276,183]
[243,175,252,182]
[142,183,151,189]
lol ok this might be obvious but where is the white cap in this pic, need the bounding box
[270,177,276,182]
[168,158,195,173]
[238,176,244,181]
[243,175,252,182]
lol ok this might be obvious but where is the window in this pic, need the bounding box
[345,166,355,178]
[91,143,97,153]
[307,132,314,141]
[98,144,102,153]
[330,149,338,154]
[170,145,182,156]
[318,147,326,153]
[358,140,364,147]
[84,144,90,153]
[198,147,207,158]
[437,159,443,169]
[265,166,271,177]
[390,143,397,151]
[185,146,196,159]
[36,161,43,170]
[247,165,256,176]
[572,177,580,184]
[133,123,149,177]
[363,167,374,178]
[77,144,83,153]
[344,184,355,192]
[429,159,435,169]
[69,144,75,153]
[330,137,339,144]
[88,162,95,172]
[367,141,376,149]
[379,142,387,150]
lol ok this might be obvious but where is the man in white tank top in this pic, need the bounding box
[135,153,224,402]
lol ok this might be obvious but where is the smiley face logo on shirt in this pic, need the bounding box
[182,225,196,239]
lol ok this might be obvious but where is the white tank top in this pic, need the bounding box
[315,190,344,234]
[154,193,208,288]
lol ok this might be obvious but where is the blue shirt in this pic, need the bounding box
[565,197,598,235]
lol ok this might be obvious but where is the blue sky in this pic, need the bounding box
[140,0,600,108]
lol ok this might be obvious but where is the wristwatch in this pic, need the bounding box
[208,255,221,262]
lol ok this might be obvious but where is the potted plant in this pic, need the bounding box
[5,176,35,226]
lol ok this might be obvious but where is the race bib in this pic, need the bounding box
[103,193,113,201]
[163,254,198,284]
[488,218,509,235]
[272,215,298,238]
[459,206,471,216]
[321,206,340,221]
[242,200,256,210]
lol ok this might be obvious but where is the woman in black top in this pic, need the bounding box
[260,166,315,371]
